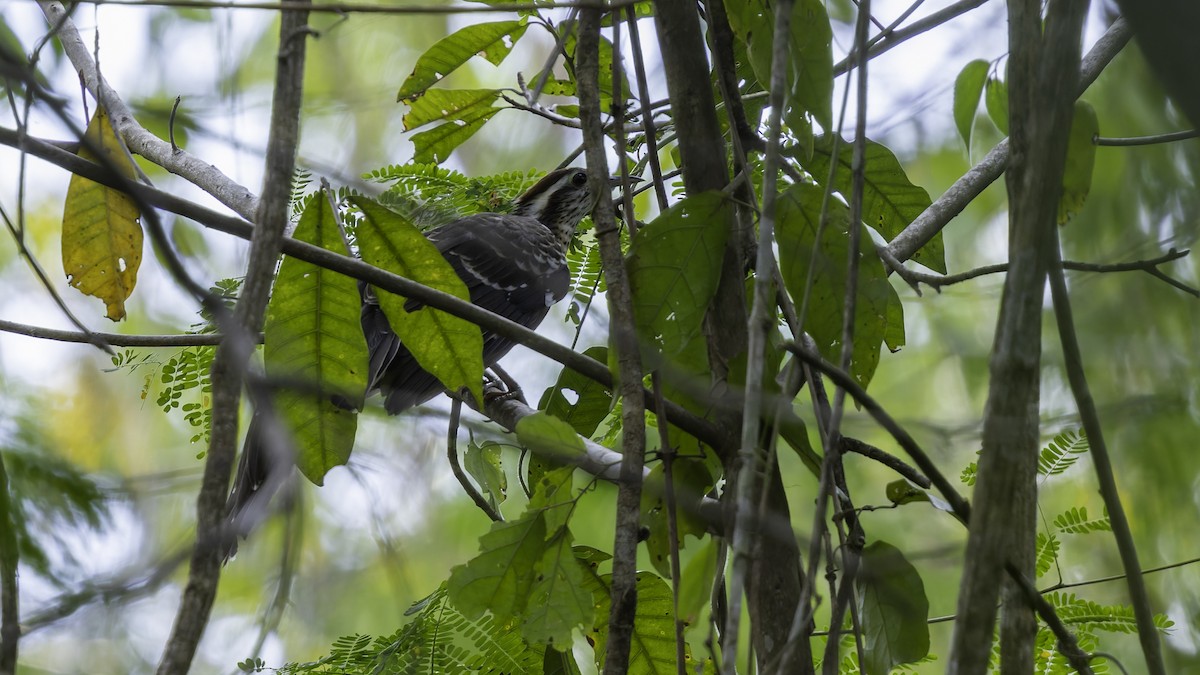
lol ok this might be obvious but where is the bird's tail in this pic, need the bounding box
[222,405,294,561]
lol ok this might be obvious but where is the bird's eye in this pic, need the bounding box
[571,171,588,186]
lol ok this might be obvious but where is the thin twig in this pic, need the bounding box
[1046,234,1166,673]
[0,451,19,674]
[1095,129,1198,146]
[0,318,231,346]
[784,343,970,520]
[896,248,1199,297]
[447,398,502,523]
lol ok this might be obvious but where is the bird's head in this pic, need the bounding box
[512,168,625,249]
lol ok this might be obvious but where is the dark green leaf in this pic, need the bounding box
[627,191,731,356]
[264,190,369,484]
[538,345,614,438]
[776,182,905,389]
[985,76,1008,135]
[806,135,946,273]
[397,20,528,101]
[857,540,930,675]
[352,196,484,405]
[953,59,990,150]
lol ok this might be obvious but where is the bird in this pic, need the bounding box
[223,167,608,556]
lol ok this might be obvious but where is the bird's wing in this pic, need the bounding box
[362,213,570,414]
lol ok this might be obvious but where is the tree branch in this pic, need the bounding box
[949,0,1091,670]
[0,126,729,455]
[38,0,260,221]
[155,4,310,673]
[578,9,647,673]
[883,17,1133,266]
[1046,236,1166,673]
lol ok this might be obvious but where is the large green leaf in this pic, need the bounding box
[263,190,368,484]
[856,540,930,675]
[411,106,502,165]
[589,572,692,675]
[397,20,528,101]
[402,88,502,130]
[953,59,990,151]
[351,196,483,404]
[537,345,614,438]
[521,527,594,649]
[627,191,731,357]
[448,512,548,621]
[806,135,946,273]
[776,183,905,389]
[724,0,833,131]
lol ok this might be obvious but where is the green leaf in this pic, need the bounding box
[677,537,718,625]
[397,20,529,100]
[776,182,905,389]
[538,345,614,438]
[521,526,595,648]
[1037,428,1089,477]
[953,59,990,150]
[1060,100,1098,224]
[448,512,548,621]
[725,0,833,130]
[265,191,370,484]
[627,191,731,356]
[591,572,689,674]
[1054,506,1112,535]
[411,106,501,165]
[525,465,577,535]
[402,88,502,130]
[516,412,588,467]
[639,458,714,576]
[1035,531,1060,578]
[984,76,1008,135]
[62,107,143,321]
[806,135,945,273]
[351,196,484,405]
[465,437,507,509]
[856,541,930,675]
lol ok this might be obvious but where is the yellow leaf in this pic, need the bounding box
[62,108,143,321]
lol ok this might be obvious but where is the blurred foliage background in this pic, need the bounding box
[1,0,1198,672]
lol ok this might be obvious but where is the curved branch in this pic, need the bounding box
[38,0,260,221]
